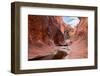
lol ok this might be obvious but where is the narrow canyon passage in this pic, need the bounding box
[28,15,88,60]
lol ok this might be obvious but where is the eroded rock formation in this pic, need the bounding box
[28,15,69,59]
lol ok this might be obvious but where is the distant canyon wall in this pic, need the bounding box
[75,17,88,40]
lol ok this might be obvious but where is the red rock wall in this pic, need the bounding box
[28,15,68,59]
[75,17,88,40]
[28,15,69,46]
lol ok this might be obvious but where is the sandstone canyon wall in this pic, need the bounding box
[67,17,88,59]
[28,15,68,59]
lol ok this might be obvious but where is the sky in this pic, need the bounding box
[63,16,80,28]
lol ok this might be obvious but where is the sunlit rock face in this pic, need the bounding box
[75,17,88,40]
[28,15,68,59]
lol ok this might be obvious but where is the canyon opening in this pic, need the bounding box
[28,15,88,61]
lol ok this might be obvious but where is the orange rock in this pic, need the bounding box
[28,15,69,59]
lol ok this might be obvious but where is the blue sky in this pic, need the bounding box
[63,16,80,28]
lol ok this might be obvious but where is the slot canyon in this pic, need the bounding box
[28,15,88,60]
